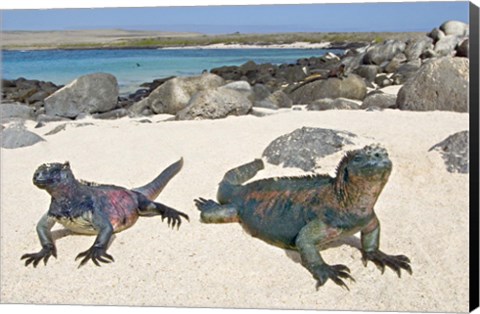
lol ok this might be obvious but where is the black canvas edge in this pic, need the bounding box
[470,1,480,313]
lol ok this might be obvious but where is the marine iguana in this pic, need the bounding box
[22,158,189,268]
[195,145,411,290]
[288,64,347,93]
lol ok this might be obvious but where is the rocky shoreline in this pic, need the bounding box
[1,20,470,156]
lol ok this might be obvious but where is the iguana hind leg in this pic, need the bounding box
[195,198,239,223]
[295,219,355,290]
[136,193,189,229]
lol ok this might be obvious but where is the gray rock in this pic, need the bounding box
[36,114,71,124]
[268,90,293,108]
[383,53,407,73]
[361,93,397,110]
[307,98,360,111]
[1,126,45,149]
[428,28,445,42]
[374,74,393,88]
[429,130,469,173]
[354,65,380,82]
[44,73,119,118]
[221,81,253,99]
[456,39,469,57]
[396,57,469,112]
[253,99,277,109]
[391,62,421,85]
[135,73,224,115]
[0,103,35,121]
[364,40,406,65]
[45,124,67,136]
[176,87,252,120]
[405,37,434,61]
[92,108,129,120]
[262,127,357,171]
[252,84,272,101]
[440,20,469,37]
[434,35,461,57]
[289,74,367,104]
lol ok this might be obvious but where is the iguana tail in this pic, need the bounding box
[133,158,183,201]
[217,159,264,204]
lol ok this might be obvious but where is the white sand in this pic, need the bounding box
[0,109,469,312]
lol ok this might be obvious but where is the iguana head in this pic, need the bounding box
[33,162,74,190]
[340,144,392,180]
[335,144,392,205]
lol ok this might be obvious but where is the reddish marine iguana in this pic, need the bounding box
[195,145,411,290]
[22,159,189,267]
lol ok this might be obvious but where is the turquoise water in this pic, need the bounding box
[1,48,341,94]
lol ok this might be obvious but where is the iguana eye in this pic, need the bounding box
[353,156,362,162]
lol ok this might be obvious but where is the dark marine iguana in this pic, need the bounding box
[22,158,189,268]
[195,144,411,290]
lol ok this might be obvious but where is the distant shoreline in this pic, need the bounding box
[1,29,426,51]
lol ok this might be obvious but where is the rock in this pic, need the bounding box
[391,62,421,85]
[36,114,71,124]
[92,108,129,120]
[307,98,360,111]
[0,103,35,121]
[354,65,380,82]
[44,73,119,118]
[262,127,357,171]
[27,90,50,103]
[440,20,469,37]
[363,40,406,65]
[434,35,461,57]
[268,90,293,108]
[176,87,252,120]
[428,28,445,42]
[289,74,367,104]
[383,53,407,73]
[404,37,434,61]
[221,81,253,99]
[252,84,271,101]
[374,74,393,88]
[429,130,469,173]
[135,73,224,115]
[1,125,45,149]
[45,124,67,136]
[456,39,469,57]
[396,57,469,112]
[210,65,242,81]
[420,49,438,59]
[361,93,397,110]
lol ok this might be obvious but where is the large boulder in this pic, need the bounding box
[363,40,406,65]
[44,73,118,118]
[396,57,469,112]
[289,74,367,104]
[262,127,357,171]
[456,39,469,57]
[135,73,225,115]
[175,86,252,120]
[439,20,469,37]
[354,65,380,82]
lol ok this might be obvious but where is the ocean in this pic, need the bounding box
[1,48,342,95]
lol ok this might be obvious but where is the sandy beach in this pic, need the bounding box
[0,108,469,312]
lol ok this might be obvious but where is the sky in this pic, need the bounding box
[0,1,470,34]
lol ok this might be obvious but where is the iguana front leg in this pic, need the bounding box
[75,210,114,267]
[361,216,412,277]
[195,198,239,223]
[295,219,355,290]
[21,212,57,267]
